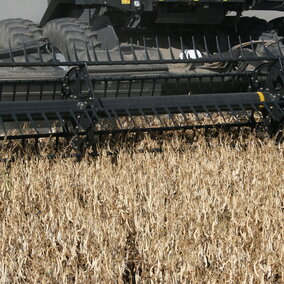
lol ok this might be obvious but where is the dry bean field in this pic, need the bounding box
[0,131,283,283]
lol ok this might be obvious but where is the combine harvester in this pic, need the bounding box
[0,0,283,152]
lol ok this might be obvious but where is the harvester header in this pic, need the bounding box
[0,0,283,152]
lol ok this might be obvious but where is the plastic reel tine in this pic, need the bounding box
[104,108,119,129]
[165,107,178,127]
[168,36,175,60]
[23,41,30,64]
[192,36,199,60]
[177,105,188,125]
[111,109,123,129]
[139,108,151,127]
[8,40,15,64]
[37,40,44,63]
[118,44,125,63]
[238,36,246,59]
[92,44,99,64]
[130,38,138,62]
[180,36,186,62]
[227,35,234,59]
[124,108,138,128]
[11,113,24,135]
[203,36,211,58]
[106,43,112,63]
[189,106,203,124]
[202,105,215,124]
[214,104,227,124]
[85,40,92,62]
[82,109,97,130]
[41,112,53,133]
[215,36,223,60]
[152,107,165,127]
[55,112,67,132]
[249,36,258,58]
[73,42,79,63]
[86,106,102,129]
[155,37,163,62]
[69,110,81,130]
[139,79,145,97]
[142,37,150,61]
[26,113,39,134]
[0,117,8,137]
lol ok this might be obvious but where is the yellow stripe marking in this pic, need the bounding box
[257,91,265,109]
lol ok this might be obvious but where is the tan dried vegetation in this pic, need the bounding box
[0,131,283,283]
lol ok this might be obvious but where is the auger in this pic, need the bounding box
[0,0,283,151]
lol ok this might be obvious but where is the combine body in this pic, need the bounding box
[0,0,283,152]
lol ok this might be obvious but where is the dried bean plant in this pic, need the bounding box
[0,131,283,283]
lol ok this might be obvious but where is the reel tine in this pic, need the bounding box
[106,43,112,63]
[85,40,92,62]
[8,40,15,64]
[26,113,39,134]
[41,112,53,134]
[130,37,138,62]
[37,40,44,63]
[227,35,234,59]
[11,113,24,135]
[0,117,8,137]
[203,36,211,58]
[215,36,223,60]
[249,35,258,58]
[168,36,175,60]
[180,36,186,62]
[23,41,29,64]
[155,36,163,62]
[92,43,99,63]
[118,43,125,63]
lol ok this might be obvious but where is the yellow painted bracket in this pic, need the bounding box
[257,91,265,109]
